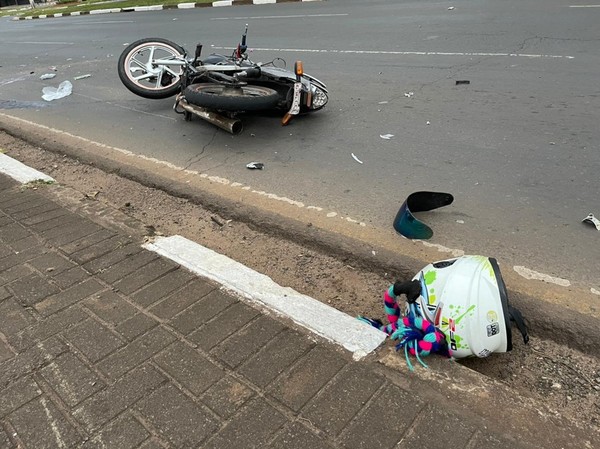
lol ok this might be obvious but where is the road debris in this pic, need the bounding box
[42,80,72,101]
[426,121,431,125]
[380,134,394,140]
[73,74,92,80]
[582,213,600,230]
[448,6,455,10]
[211,216,224,227]
[351,153,363,164]
[456,80,470,85]
[246,162,264,170]
[393,191,454,240]
[40,73,56,80]
[404,92,414,98]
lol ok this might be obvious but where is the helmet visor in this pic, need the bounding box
[393,191,454,240]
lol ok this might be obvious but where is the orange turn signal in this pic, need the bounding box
[294,61,304,76]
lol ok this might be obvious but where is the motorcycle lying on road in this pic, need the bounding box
[117,25,329,135]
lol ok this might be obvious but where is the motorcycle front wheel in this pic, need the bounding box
[184,83,279,112]
[118,38,185,99]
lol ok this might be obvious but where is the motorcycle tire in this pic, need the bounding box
[184,83,280,112]
[118,38,186,99]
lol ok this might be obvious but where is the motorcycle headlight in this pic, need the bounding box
[311,85,328,109]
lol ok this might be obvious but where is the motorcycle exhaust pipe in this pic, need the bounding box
[175,94,243,135]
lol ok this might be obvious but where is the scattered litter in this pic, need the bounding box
[371,250,376,256]
[455,80,470,85]
[66,58,72,61]
[582,213,600,231]
[211,216,224,227]
[426,121,431,125]
[404,92,414,98]
[351,153,363,164]
[250,133,256,137]
[173,18,178,20]
[549,142,556,145]
[40,73,56,80]
[378,101,389,104]
[246,162,264,170]
[448,6,455,10]
[357,255,529,370]
[456,219,465,224]
[42,80,73,101]
[84,191,100,199]
[73,74,91,80]
[380,134,394,140]
[393,191,454,240]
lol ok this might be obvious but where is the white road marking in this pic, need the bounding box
[513,266,571,287]
[0,153,55,184]
[143,235,387,359]
[3,41,74,45]
[211,13,348,20]
[212,46,575,59]
[569,4,600,7]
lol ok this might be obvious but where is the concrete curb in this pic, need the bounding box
[11,0,321,20]
[1,118,599,357]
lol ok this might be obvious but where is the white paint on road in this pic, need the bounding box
[513,266,571,287]
[211,46,575,59]
[143,235,387,359]
[3,41,74,45]
[0,153,55,184]
[569,4,600,7]
[211,13,348,20]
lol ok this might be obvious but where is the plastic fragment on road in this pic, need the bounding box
[582,213,600,231]
[404,92,414,98]
[40,73,56,80]
[42,80,72,101]
[351,153,363,164]
[380,134,394,140]
[393,191,454,240]
[456,80,470,85]
[448,6,455,10]
[73,74,92,80]
[246,162,264,170]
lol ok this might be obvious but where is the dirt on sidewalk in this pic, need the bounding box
[1,131,598,432]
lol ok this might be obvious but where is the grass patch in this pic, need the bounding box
[21,179,55,189]
[1,0,214,17]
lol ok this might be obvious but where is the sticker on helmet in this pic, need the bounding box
[487,322,500,337]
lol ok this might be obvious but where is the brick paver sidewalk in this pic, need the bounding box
[0,172,585,449]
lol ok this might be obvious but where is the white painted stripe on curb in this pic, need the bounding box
[90,9,114,14]
[0,153,55,184]
[254,0,276,4]
[178,2,196,8]
[213,0,233,7]
[143,235,387,360]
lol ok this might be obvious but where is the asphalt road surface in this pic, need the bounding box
[1,0,599,293]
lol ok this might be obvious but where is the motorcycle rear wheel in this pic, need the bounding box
[184,83,279,112]
[118,38,185,99]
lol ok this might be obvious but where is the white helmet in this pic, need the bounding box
[408,255,528,358]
